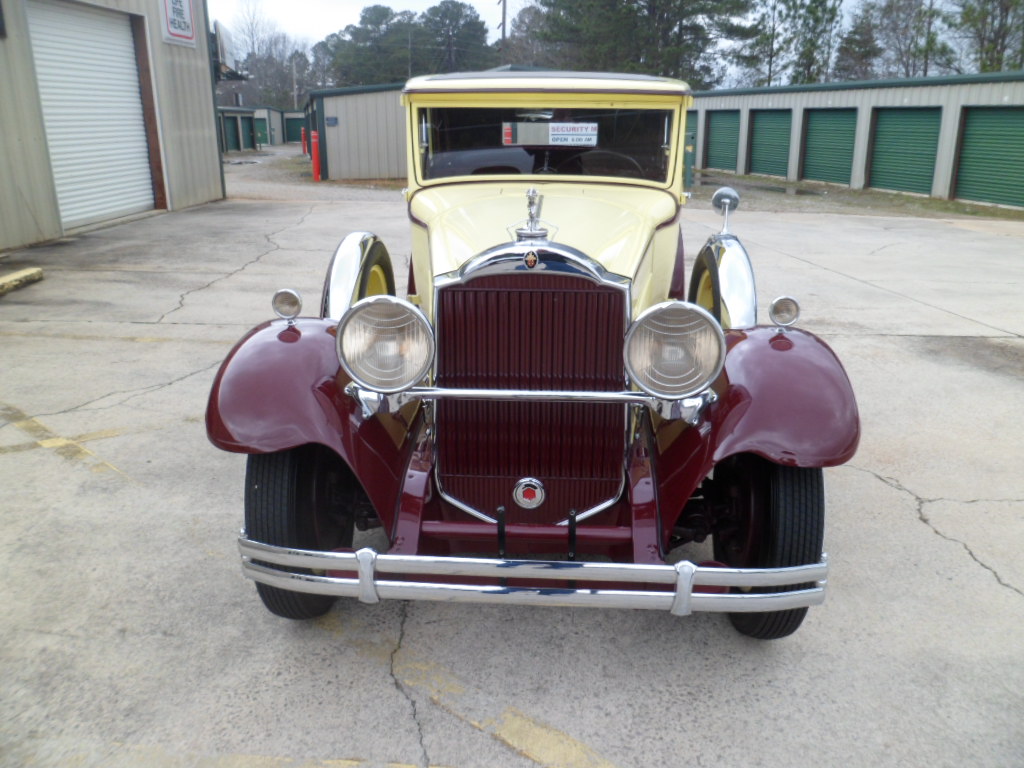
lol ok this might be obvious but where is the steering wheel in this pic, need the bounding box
[556,149,644,177]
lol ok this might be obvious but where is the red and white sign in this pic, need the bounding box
[162,0,196,47]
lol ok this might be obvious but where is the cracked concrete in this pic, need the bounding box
[1,148,1022,767]
[390,603,431,768]
[851,467,1024,598]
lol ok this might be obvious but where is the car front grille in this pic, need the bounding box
[435,273,627,525]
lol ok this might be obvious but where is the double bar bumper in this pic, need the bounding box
[239,537,828,615]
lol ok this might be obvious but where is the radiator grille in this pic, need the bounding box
[436,273,627,525]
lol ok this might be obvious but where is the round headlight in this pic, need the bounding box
[769,296,800,327]
[272,289,302,320]
[624,302,726,399]
[337,296,434,393]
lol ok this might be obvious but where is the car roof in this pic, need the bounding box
[403,70,691,96]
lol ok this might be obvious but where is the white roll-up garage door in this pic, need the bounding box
[26,0,154,229]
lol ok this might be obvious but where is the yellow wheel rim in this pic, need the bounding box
[695,270,730,328]
[363,264,389,297]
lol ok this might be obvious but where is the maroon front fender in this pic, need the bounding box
[655,326,859,541]
[710,327,860,467]
[206,318,417,530]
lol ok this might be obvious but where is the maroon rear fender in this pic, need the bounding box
[206,318,417,530]
[709,326,860,467]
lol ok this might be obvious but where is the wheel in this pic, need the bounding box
[556,149,644,177]
[687,249,724,325]
[357,242,395,298]
[245,444,357,619]
[711,454,825,639]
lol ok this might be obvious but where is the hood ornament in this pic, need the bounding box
[515,187,549,241]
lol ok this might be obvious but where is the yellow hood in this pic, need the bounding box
[410,182,680,279]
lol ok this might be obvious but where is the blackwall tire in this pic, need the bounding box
[244,445,356,620]
[712,455,825,640]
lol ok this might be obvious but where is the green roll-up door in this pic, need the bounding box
[955,107,1024,208]
[241,117,255,149]
[255,118,269,145]
[803,108,856,184]
[686,110,697,139]
[285,117,304,143]
[869,108,940,194]
[706,110,740,171]
[224,117,240,151]
[749,109,791,177]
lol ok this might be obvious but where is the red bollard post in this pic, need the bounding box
[301,126,307,156]
[311,130,321,182]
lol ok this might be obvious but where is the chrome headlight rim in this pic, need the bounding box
[336,295,435,395]
[624,300,726,400]
[769,295,801,328]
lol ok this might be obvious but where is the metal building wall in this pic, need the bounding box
[320,87,406,180]
[690,73,1024,203]
[0,0,222,252]
[0,0,62,250]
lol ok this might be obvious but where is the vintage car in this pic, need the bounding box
[206,71,859,639]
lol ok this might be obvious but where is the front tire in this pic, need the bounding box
[712,454,825,640]
[245,445,357,619]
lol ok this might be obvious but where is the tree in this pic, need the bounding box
[502,5,573,68]
[785,0,843,84]
[733,0,790,86]
[953,0,1024,71]
[832,4,883,80]
[419,0,496,72]
[874,0,957,78]
[535,0,755,89]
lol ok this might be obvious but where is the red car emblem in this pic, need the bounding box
[513,478,545,508]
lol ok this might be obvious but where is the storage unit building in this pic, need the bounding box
[253,106,284,145]
[306,83,406,180]
[1,0,223,251]
[690,71,1024,208]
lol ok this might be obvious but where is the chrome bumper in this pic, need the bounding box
[238,537,828,616]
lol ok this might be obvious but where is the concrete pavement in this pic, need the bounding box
[1,170,1022,767]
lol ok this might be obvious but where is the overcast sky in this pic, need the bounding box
[206,0,531,50]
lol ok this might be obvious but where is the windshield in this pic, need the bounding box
[418,107,674,183]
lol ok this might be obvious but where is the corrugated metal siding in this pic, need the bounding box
[955,107,1024,208]
[0,0,62,249]
[323,89,405,179]
[749,109,791,177]
[869,108,941,194]
[705,110,740,171]
[26,0,153,228]
[802,108,857,184]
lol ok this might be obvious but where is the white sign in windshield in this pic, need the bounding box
[502,122,599,147]
[548,123,599,146]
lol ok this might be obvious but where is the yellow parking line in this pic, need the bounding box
[354,618,619,768]
[1,404,129,478]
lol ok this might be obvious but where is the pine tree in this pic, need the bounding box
[832,4,883,81]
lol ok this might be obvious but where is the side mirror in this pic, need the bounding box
[711,187,740,234]
[711,186,740,214]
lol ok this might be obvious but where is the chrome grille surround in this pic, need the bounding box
[432,242,631,525]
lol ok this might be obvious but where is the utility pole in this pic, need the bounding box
[499,0,507,46]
